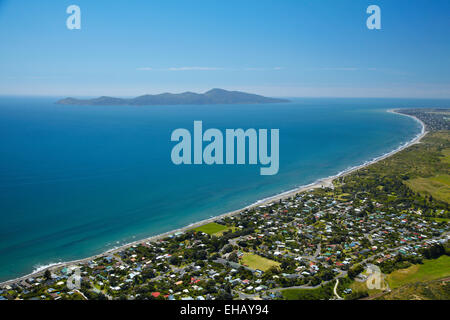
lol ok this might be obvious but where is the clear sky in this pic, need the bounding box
[0,0,449,98]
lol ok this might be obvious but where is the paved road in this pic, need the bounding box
[237,270,349,300]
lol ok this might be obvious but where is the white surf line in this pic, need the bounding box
[0,108,427,287]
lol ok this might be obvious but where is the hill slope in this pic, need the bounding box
[378,278,450,300]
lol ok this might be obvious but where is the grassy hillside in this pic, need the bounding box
[386,255,450,289]
[378,278,450,300]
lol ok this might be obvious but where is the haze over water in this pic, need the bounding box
[0,97,443,281]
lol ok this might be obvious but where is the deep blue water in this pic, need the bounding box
[0,97,448,281]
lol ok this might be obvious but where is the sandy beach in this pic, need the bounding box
[0,109,427,287]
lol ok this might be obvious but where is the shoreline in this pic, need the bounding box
[0,108,427,287]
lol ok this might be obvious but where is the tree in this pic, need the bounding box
[169,256,181,266]
[216,289,233,300]
[141,268,156,280]
[223,244,233,253]
[348,264,364,279]
[228,252,239,263]
[205,280,217,294]
[44,269,51,280]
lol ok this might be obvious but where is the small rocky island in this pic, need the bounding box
[56,88,289,106]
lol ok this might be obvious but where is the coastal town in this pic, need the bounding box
[1,109,449,301]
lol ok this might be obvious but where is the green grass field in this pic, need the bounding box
[240,253,280,272]
[398,132,450,204]
[193,222,229,235]
[406,175,450,203]
[431,174,450,185]
[386,255,450,289]
[432,217,450,223]
[281,285,332,300]
[442,149,450,164]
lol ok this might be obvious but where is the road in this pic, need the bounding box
[333,279,343,300]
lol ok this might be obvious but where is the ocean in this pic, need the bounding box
[0,97,446,282]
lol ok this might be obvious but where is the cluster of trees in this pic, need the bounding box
[420,243,448,259]
[347,264,365,279]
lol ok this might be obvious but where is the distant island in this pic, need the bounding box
[56,88,289,106]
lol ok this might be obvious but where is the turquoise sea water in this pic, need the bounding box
[0,97,447,282]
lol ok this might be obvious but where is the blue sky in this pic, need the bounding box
[0,0,449,97]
